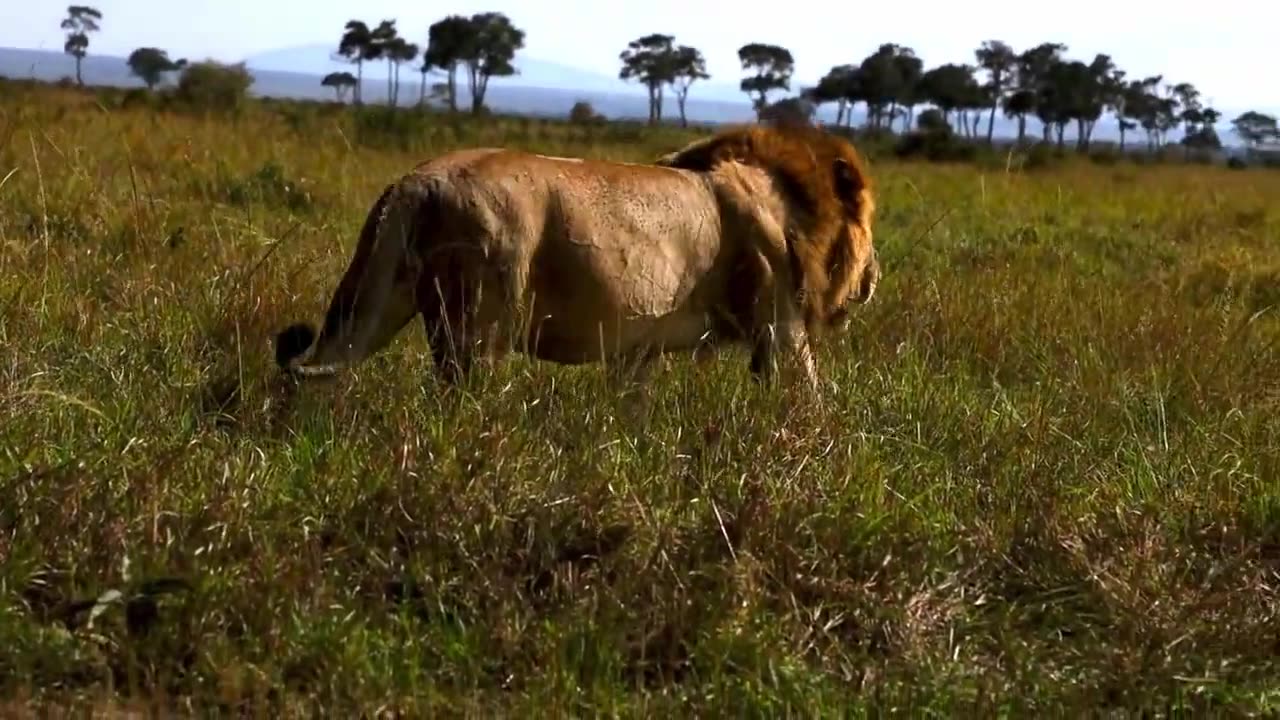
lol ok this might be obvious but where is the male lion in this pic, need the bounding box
[274,123,879,391]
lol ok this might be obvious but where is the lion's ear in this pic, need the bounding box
[832,157,863,199]
[833,157,874,227]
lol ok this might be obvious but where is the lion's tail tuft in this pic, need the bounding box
[275,322,317,369]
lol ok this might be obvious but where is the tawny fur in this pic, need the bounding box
[275,123,879,390]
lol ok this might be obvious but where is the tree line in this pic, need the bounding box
[54,4,1280,152]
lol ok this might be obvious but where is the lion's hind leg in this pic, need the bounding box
[415,255,512,387]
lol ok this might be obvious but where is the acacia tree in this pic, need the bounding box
[1127,77,1181,151]
[738,43,793,111]
[856,44,905,130]
[386,36,419,107]
[669,45,709,128]
[619,34,677,125]
[336,20,376,104]
[367,20,400,106]
[321,71,357,102]
[893,47,924,132]
[61,5,102,86]
[423,14,473,111]
[1016,42,1068,142]
[458,12,525,114]
[975,40,1017,143]
[1002,88,1036,142]
[1232,111,1278,149]
[1104,67,1134,152]
[805,64,859,127]
[126,47,186,90]
[919,63,979,131]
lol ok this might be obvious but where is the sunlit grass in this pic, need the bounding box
[2,86,1280,715]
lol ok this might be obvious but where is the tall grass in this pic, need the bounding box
[2,87,1280,715]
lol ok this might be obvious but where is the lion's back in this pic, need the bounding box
[407,147,739,360]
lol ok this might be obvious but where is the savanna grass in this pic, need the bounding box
[2,85,1280,716]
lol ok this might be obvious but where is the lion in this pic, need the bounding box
[273,123,879,392]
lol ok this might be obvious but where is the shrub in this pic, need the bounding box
[568,100,605,126]
[174,60,254,114]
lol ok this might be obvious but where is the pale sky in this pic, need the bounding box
[5,0,1276,113]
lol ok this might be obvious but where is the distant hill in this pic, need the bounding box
[0,45,761,125]
[244,43,748,104]
[0,45,1254,148]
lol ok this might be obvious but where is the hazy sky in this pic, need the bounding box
[5,0,1275,112]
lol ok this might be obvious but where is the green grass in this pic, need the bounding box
[3,86,1280,716]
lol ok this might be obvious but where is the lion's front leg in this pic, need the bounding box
[750,317,819,393]
[748,275,820,394]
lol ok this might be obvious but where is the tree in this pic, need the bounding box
[365,21,419,107]
[1126,77,1180,151]
[61,5,102,87]
[423,15,473,111]
[386,37,420,107]
[126,47,186,90]
[1038,54,1113,152]
[1103,67,1133,152]
[1002,89,1036,143]
[856,44,906,130]
[1232,111,1279,149]
[805,64,858,127]
[892,47,924,132]
[919,63,979,128]
[669,45,709,128]
[1035,59,1078,148]
[321,71,358,103]
[1015,42,1068,142]
[619,34,677,125]
[975,40,1017,143]
[458,12,525,114]
[367,20,399,106]
[738,43,793,111]
[1182,105,1223,153]
[336,20,376,104]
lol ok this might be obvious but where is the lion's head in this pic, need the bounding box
[654,123,879,334]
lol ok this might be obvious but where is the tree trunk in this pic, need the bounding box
[1017,115,1026,143]
[987,104,997,143]
[678,91,689,128]
[75,55,84,86]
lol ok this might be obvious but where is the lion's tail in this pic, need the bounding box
[276,178,428,376]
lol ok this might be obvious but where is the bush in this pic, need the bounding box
[894,128,978,164]
[916,108,950,134]
[568,100,606,126]
[174,60,254,114]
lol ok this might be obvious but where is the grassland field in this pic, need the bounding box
[2,81,1280,716]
